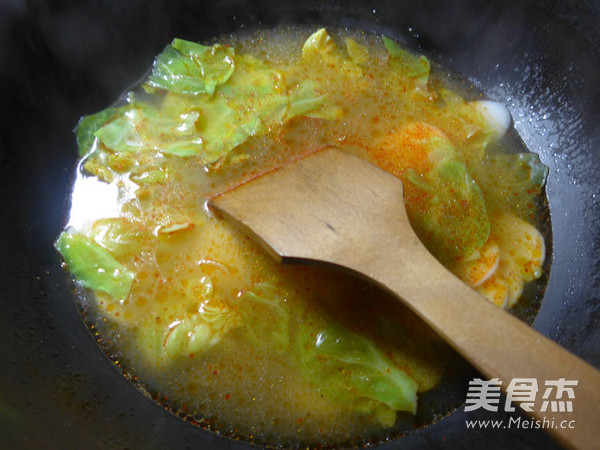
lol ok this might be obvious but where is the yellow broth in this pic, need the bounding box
[58,26,549,447]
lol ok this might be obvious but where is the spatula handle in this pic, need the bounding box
[210,148,599,448]
[353,230,600,450]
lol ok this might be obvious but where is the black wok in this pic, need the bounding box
[1,0,599,449]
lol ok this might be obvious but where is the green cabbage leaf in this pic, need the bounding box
[403,134,490,263]
[94,102,203,157]
[383,36,430,87]
[147,39,235,96]
[470,152,548,220]
[297,319,419,425]
[286,80,343,120]
[78,37,345,164]
[232,280,420,424]
[74,105,130,156]
[345,37,369,65]
[55,229,135,300]
[235,282,290,353]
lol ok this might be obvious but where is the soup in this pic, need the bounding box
[55,27,548,447]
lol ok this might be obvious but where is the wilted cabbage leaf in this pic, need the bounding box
[147,38,235,96]
[383,36,430,87]
[55,229,135,300]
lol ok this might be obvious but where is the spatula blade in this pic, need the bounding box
[209,147,407,265]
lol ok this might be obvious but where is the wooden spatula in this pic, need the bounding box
[210,147,599,449]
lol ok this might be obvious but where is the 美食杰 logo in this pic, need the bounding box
[464,378,578,430]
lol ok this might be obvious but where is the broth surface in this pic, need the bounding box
[56,26,549,447]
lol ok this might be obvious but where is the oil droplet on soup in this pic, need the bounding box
[56,26,549,447]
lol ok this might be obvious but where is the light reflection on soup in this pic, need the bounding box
[55,26,548,447]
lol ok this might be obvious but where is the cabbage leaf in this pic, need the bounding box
[147,39,235,96]
[345,38,369,65]
[74,105,130,156]
[470,152,548,220]
[55,229,135,300]
[236,282,290,353]
[383,36,430,87]
[404,158,490,263]
[94,103,203,157]
[88,218,148,260]
[234,280,420,422]
[302,28,338,58]
[287,80,343,120]
[296,319,418,425]
[397,128,490,263]
[134,276,236,360]
[83,37,343,164]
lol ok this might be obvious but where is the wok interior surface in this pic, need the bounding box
[1,0,599,448]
